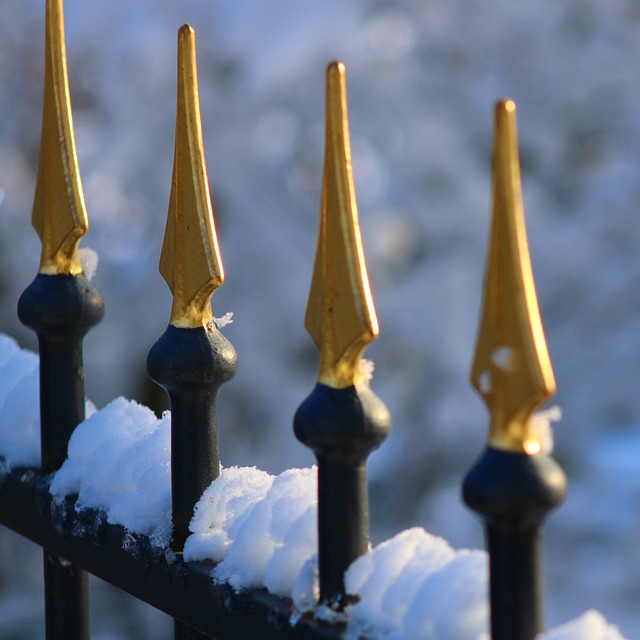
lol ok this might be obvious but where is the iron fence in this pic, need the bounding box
[0,1,573,639]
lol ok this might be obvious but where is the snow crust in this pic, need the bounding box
[0,337,630,639]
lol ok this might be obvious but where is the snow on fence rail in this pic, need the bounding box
[0,1,630,639]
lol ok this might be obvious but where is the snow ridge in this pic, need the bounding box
[0,333,628,639]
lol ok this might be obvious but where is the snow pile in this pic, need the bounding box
[183,465,274,563]
[0,334,628,639]
[184,468,627,640]
[183,469,491,637]
[50,398,172,547]
[186,466,317,597]
[538,611,627,640]
[344,528,487,639]
[0,334,39,469]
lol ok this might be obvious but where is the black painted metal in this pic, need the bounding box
[18,272,104,640]
[0,466,344,640]
[174,619,210,640]
[44,550,90,639]
[18,274,104,472]
[148,324,237,640]
[147,324,237,550]
[294,383,390,604]
[463,446,567,640]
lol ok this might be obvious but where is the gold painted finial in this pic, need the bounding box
[471,99,556,454]
[305,61,379,389]
[159,24,224,329]
[32,0,88,275]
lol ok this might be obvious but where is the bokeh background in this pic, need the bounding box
[2,0,640,637]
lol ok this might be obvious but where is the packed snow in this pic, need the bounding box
[50,398,172,547]
[0,335,39,469]
[0,333,630,639]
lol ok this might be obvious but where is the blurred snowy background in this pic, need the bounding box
[2,0,640,637]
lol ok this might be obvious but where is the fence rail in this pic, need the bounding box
[0,1,571,639]
[0,468,342,639]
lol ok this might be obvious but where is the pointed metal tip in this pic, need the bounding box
[178,24,196,69]
[325,61,347,120]
[471,99,555,454]
[305,61,379,389]
[179,23,195,37]
[32,0,88,275]
[327,60,346,76]
[159,24,224,329]
[496,98,516,113]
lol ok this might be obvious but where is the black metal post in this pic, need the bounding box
[148,325,236,640]
[18,272,104,640]
[294,383,390,604]
[44,551,90,639]
[147,324,237,550]
[462,447,567,640]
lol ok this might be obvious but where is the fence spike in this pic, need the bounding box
[160,24,224,329]
[470,99,556,455]
[32,0,88,276]
[294,62,390,606]
[18,1,105,638]
[463,99,567,640]
[147,26,237,557]
[305,61,379,389]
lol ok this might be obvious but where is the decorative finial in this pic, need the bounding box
[159,24,224,329]
[32,0,88,275]
[305,61,379,389]
[471,99,556,454]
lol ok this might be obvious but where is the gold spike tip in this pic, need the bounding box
[305,61,379,389]
[32,0,89,276]
[159,24,225,329]
[470,99,556,455]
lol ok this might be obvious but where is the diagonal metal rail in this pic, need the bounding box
[0,466,344,640]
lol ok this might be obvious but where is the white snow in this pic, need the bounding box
[50,398,172,547]
[359,358,375,386]
[0,333,628,638]
[0,335,622,640]
[0,335,39,469]
[184,465,273,562]
[213,312,234,330]
[537,610,627,640]
[529,405,562,455]
[344,527,460,638]
[210,466,317,597]
[78,247,99,281]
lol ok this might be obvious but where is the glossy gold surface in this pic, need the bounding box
[471,100,556,454]
[32,0,88,275]
[159,25,224,329]
[305,62,379,389]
